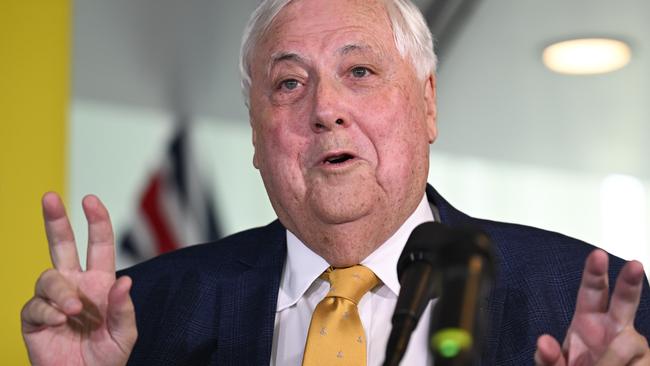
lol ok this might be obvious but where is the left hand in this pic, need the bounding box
[535,249,650,365]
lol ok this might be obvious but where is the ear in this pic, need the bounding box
[251,120,261,170]
[423,74,437,144]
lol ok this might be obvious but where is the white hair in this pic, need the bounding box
[239,0,437,106]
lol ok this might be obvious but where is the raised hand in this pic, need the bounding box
[535,249,650,365]
[21,193,137,366]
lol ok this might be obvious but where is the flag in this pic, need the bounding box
[120,125,221,262]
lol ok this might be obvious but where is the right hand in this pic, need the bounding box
[21,193,137,366]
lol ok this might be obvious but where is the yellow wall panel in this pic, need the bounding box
[0,0,69,364]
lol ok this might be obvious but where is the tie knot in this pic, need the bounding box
[322,265,379,304]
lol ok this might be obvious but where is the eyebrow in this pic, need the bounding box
[270,43,374,65]
[339,43,373,55]
[267,43,378,75]
[270,51,307,66]
[267,52,308,79]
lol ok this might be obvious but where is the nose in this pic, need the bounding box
[311,77,349,133]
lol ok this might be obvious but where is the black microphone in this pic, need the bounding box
[383,222,495,366]
[429,226,494,366]
[383,221,443,366]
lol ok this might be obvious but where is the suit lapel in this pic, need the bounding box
[214,187,505,364]
[215,221,287,365]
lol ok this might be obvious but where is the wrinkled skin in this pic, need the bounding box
[21,193,136,366]
[535,250,650,365]
[21,0,650,365]
[248,0,437,267]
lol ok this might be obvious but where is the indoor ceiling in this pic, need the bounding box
[435,0,650,179]
[73,0,650,179]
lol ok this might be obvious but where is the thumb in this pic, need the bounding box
[535,334,566,366]
[107,276,138,354]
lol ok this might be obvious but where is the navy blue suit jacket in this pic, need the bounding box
[119,186,650,365]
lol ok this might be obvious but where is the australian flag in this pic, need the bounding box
[119,125,221,264]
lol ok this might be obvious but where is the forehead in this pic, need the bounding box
[256,0,396,61]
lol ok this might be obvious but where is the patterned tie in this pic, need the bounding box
[302,265,380,366]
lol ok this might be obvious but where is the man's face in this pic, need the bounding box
[248,0,437,263]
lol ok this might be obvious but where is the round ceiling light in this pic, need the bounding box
[542,38,631,75]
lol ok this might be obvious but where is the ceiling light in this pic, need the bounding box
[542,38,631,75]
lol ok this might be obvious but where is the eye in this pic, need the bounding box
[351,66,371,78]
[280,79,300,90]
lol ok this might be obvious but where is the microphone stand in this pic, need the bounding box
[429,228,494,366]
[382,223,494,366]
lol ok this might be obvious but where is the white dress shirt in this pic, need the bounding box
[271,195,436,365]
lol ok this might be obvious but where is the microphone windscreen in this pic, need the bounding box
[397,221,453,281]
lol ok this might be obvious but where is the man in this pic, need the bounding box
[21,0,650,365]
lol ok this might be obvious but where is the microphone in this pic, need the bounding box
[429,225,494,366]
[382,222,494,366]
[383,221,443,366]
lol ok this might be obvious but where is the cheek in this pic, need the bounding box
[360,91,430,182]
[251,93,315,183]
[255,122,311,178]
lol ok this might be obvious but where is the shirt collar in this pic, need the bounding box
[276,194,435,310]
[361,195,435,296]
[277,230,330,311]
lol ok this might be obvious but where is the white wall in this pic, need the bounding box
[69,98,650,274]
[429,152,650,271]
[69,98,274,269]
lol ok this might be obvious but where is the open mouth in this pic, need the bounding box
[323,153,355,165]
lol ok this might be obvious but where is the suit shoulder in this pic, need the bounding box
[469,217,633,290]
[120,222,285,365]
[474,217,595,257]
[117,220,286,279]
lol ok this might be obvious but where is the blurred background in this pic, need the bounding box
[3,0,649,363]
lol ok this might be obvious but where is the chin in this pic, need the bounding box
[307,184,381,224]
[310,201,373,225]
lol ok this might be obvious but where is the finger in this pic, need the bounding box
[34,269,83,315]
[83,195,116,273]
[21,297,67,333]
[608,260,645,327]
[42,192,81,271]
[595,326,649,366]
[66,290,104,333]
[107,276,138,353]
[574,249,609,314]
[535,334,566,366]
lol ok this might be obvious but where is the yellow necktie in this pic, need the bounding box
[302,265,380,366]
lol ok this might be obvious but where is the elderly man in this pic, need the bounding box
[21,0,650,365]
